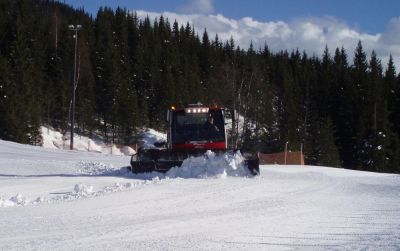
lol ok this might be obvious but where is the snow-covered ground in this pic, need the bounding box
[1,139,399,250]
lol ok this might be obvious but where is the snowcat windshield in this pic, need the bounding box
[171,110,225,144]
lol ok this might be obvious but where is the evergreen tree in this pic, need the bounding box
[306,113,340,167]
[274,53,302,150]
[111,8,137,143]
[46,20,74,131]
[94,7,119,141]
[0,56,10,139]
[385,56,400,137]
[352,41,370,169]
[200,29,211,94]
[364,51,392,172]
[318,46,334,118]
[6,0,42,144]
[318,117,341,167]
[257,45,279,153]
[332,47,355,168]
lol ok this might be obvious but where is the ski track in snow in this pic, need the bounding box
[1,139,400,250]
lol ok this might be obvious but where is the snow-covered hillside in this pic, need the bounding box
[0,139,399,250]
[40,126,170,155]
[40,126,136,155]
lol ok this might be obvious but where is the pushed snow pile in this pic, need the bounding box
[76,161,129,176]
[165,150,252,179]
[138,128,167,149]
[0,197,12,207]
[77,161,115,175]
[0,194,28,207]
[73,184,94,196]
[9,194,27,205]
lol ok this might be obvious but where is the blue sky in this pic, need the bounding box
[63,0,400,68]
[64,0,399,34]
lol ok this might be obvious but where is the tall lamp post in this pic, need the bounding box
[68,24,82,150]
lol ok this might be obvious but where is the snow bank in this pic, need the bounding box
[41,127,65,149]
[41,126,135,156]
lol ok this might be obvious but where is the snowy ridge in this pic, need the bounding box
[0,181,159,208]
[0,177,166,208]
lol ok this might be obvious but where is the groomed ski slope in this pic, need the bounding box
[0,139,399,250]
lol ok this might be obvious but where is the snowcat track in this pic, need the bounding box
[244,158,260,175]
[129,160,183,173]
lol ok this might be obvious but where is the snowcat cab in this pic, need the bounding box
[129,104,259,175]
[168,106,227,150]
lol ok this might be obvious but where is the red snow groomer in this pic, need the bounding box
[129,104,259,175]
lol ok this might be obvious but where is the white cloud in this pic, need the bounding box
[135,10,400,69]
[177,0,214,14]
[377,17,400,69]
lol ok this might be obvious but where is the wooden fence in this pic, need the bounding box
[258,151,305,165]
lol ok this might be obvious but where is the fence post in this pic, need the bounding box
[284,141,288,165]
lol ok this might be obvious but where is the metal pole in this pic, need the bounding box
[284,141,288,165]
[69,25,81,150]
[300,143,303,165]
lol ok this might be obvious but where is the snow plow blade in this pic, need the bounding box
[129,149,259,175]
